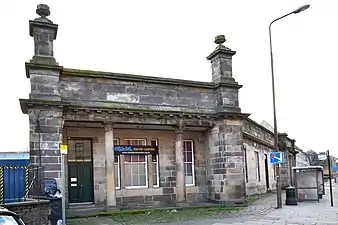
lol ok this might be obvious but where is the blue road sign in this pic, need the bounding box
[333,165,338,172]
[270,152,284,164]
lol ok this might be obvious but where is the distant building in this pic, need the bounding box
[295,148,310,167]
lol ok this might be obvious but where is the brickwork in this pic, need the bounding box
[4,199,50,225]
[28,109,63,181]
[207,119,246,205]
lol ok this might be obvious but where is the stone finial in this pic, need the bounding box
[215,35,226,45]
[34,4,52,23]
[36,4,50,17]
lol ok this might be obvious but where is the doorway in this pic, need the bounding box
[67,138,94,203]
[264,154,270,190]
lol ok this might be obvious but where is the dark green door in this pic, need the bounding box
[68,139,94,203]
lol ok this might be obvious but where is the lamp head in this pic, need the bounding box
[293,5,310,14]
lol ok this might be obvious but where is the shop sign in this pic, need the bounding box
[114,145,159,155]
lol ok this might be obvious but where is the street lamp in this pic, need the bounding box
[269,4,310,209]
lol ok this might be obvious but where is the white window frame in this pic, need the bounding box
[255,151,260,182]
[124,139,148,189]
[114,138,120,189]
[150,139,160,188]
[183,140,195,187]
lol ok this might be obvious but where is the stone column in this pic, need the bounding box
[175,127,186,203]
[104,123,116,208]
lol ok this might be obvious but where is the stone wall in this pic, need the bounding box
[28,109,63,183]
[207,119,246,206]
[278,133,296,188]
[242,119,276,196]
[4,199,50,225]
[60,70,218,114]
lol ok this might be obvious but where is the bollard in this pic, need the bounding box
[285,186,298,205]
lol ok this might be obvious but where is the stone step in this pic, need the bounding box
[66,204,119,218]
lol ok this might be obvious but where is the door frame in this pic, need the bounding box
[67,137,94,204]
[264,154,270,190]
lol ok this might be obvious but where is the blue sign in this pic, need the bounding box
[113,145,158,155]
[270,152,284,164]
[333,165,338,172]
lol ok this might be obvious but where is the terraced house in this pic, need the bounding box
[20,4,302,214]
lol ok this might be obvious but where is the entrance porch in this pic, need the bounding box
[62,109,213,213]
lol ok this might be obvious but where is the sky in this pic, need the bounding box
[0,0,337,155]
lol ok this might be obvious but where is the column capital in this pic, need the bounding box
[104,122,115,132]
[174,119,185,133]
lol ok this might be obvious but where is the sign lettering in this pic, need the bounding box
[114,145,158,155]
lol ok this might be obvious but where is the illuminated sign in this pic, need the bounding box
[113,145,158,155]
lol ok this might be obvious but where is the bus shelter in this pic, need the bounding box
[292,166,324,202]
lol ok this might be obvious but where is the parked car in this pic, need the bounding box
[0,206,25,225]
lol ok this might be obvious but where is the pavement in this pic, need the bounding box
[68,182,338,225]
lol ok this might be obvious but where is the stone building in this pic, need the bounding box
[296,148,310,168]
[19,4,301,213]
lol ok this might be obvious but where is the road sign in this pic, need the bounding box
[270,152,284,164]
[318,153,327,161]
[333,165,338,172]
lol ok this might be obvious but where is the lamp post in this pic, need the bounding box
[269,4,310,209]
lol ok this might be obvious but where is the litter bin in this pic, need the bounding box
[49,197,62,225]
[41,178,63,225]
[285,186,297,205]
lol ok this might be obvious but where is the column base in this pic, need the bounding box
[176,202,189,207]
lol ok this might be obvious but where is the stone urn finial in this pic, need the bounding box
[36,4,50,17]
[215,35,226,45]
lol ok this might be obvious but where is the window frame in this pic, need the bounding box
[183,140,195,187]
[123,139,148,189]
[150,139,160,188]
[243,146,249,183]
[114,138,120,189]
[255,151,261,182]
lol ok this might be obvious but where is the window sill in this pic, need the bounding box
[185,184,195,187]
[125,186,148,190]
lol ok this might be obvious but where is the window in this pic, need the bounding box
[124,155,148,188]
[124,139,146,146]
[151,139,159,187]
[124,139,147,188]
[114,138,120,189]
[183,140,195,186]
[255,151,260,182]
[244,147,248,183]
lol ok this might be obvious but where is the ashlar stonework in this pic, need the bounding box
[19,4,302,214]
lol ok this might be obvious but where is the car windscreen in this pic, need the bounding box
[0,215,20,225]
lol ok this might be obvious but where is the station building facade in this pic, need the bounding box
[20,4,300,213]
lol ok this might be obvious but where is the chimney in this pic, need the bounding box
[207,35,236,84]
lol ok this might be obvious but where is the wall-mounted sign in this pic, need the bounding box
[114,145,159,155]
[60,144,68,155]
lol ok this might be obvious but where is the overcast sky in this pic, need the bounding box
[0,0,336,155]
